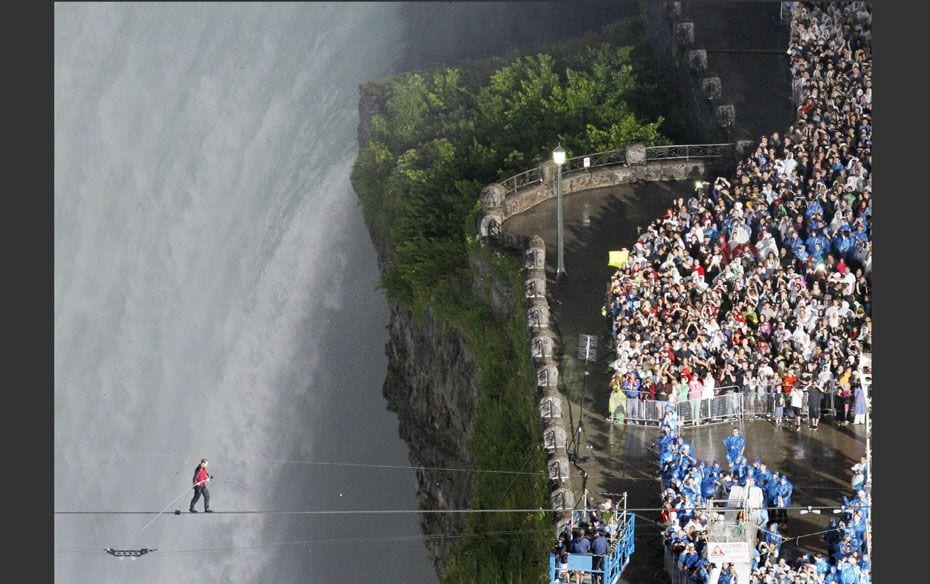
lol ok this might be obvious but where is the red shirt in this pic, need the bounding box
[680,365,693,381]
[193,466,209,487]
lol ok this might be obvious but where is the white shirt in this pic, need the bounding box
[702,380,715,400]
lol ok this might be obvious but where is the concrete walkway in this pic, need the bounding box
[503,181,866,582]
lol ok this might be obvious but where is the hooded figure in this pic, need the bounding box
[755,462,772,490]
[700,475,718,501]
[838,557,859,584]
[776,475,793,507]
[815,553,830,575]
[722,428,746,466]
[733,456,751,483]
[676,444,697,476]
[766,472,781,506]
[764,521,785,556]
[717,562,737,584]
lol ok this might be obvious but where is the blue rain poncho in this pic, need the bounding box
[701,475,718,499]
[775,476,793,507]
[755,465,772,490]
[722,433,745,466]
[764,522,785,555]
[717,564,737,584]
[838,560,859,584]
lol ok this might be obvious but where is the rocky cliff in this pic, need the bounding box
[356,88,487,574]
[381,302,479,576]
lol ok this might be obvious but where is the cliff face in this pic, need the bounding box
[355,77,485,576]
[381,303,478,575]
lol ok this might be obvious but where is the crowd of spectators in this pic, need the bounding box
[594,1,874,582]
[658,406,871,583]
[551,0,874,579]
[605,0,872,433]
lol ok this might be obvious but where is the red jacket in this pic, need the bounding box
[193,466,209,487]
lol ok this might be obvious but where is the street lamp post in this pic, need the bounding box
[553,144,567,279]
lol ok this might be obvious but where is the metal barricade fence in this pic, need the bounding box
[742,385,841,420]
[612,385,848,426]
[614,388,742,427]
[664,544,693,584]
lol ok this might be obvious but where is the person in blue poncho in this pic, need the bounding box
[732,456,751,483]
[809,238,827,263]
[844,490,870,521]
[676,443,697,475]
[701,472,718,501]
[717,562,737,584]
[791,238,809,262]
[806,199,823,219]
[825,517,842,550]
[722,427,745,466]
[754,461,772,491]
[682,475,702,504]
[676,494,696,525]
[837,556,860,584]
[659,427,678,449]
[765,471,779,503]
[690,559,710,583]
[693,460,706,482]
[832,226,855,259]
[782,228,800,253]
[832,534,853,564]
[814,552,830,576]
[678,542,701,571]
[772,474,792,526]
[858,553,870,573]
[849,510,867,547]
[806,229,830,259]
[661,463,679,490]
[764,520,785,557]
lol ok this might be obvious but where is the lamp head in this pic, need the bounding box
[553,144,566,166]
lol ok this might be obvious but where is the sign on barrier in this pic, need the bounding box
[706,541,749,563]
[566,554,593,571]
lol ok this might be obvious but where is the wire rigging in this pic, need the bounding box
[123,451,548,476]
[55,503,866,517]
[120,452,866,493]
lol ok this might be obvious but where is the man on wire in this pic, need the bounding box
[189,458,213,513]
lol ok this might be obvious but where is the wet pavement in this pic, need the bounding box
[503,182,867,582]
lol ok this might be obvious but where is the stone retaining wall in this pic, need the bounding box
[523,235,574,528]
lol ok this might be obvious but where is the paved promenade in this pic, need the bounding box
[504,181,866,582]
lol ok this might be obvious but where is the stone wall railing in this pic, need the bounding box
[477,142,733,236]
